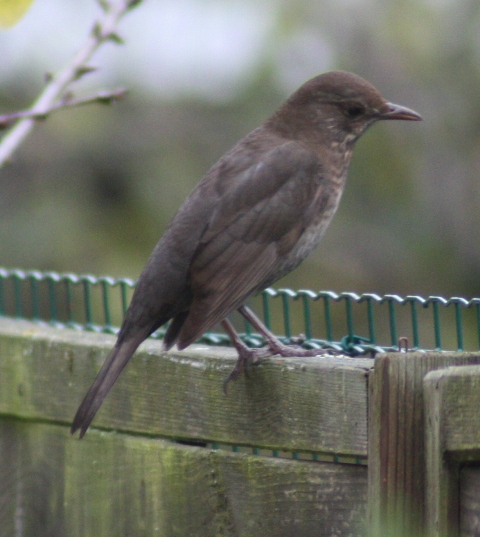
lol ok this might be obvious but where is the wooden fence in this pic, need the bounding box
[1,317,480,536]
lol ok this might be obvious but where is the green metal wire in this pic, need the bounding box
[344,295,354,338]
[83,277,93,330]
[299,290,314,340]
[385,295,399,347]
[243,313,252,338]
[431,299,443,350]
[262,290,272,329]
[13,276,21,318]
[323,293,334,342]
[408,297,420,349]
[29,273,40,321]
[65,278,74,327]
[2,267,480,355]
[453,298,466,351]
[361,294,377,344]
[120,279,130,317]
[48,276,58,322]
[280,289,295,339]
[476,303,480,350]
[0,277,4,316]
[101,278,116,334]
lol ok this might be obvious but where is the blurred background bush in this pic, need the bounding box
[1,0,479,300]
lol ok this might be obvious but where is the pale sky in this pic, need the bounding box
[0,0,332,100]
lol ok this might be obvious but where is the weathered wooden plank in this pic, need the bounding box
[424,365,480,537]
[0,418,367,537]
[0,318,372,455]
[424,368,459,537]
[460,466,480,537]
[368,353,480,537]
[427,366,480,454]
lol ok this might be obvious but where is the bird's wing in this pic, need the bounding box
[176,141,325,347]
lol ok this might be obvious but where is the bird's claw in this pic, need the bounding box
[223,346,273,394]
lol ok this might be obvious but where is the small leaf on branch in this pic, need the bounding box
[106,32,125,45]
[94,89,127,104]
[96,0,110,12]
[75,66,98,81]
[128,0,143,9]
[92,21,103,39]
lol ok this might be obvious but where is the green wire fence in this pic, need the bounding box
[2,267,480,355]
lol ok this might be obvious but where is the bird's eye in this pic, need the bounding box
[345,105,365,118]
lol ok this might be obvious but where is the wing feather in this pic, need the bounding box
[176,141,325,347]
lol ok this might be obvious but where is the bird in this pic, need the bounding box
[71,71,421,438]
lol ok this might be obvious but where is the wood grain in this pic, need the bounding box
[0,419,367,537]
[0,317,372,455]
[460,466,480,537]
[424,365,480,537]
[369,353,480,537]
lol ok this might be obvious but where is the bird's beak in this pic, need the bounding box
[381,103,422,121]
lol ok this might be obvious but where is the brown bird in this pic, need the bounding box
[71,71,421,437]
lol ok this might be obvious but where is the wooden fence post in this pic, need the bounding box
[424,365,480,537]
[368,352,480,537]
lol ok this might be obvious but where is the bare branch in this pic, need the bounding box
[0,0,142,168]
[0,89,127,129]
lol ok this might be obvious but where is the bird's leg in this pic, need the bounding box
[221,318,272,393]
[238,305,328,357]
[222,305,332,393]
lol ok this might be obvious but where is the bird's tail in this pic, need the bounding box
[70,333,147,438]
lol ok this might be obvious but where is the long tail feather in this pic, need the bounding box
[70,334,146,438]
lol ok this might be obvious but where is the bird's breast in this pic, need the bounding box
[273,176,345,280]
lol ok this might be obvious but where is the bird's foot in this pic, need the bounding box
[237,305,339,359]
[222,312,338,394]
[223,339,336,394]
[223,345,272,394]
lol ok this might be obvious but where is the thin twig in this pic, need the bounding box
[0,0,141,168]
[0,88,127,129]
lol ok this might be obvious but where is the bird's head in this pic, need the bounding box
[269,71,422,146]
